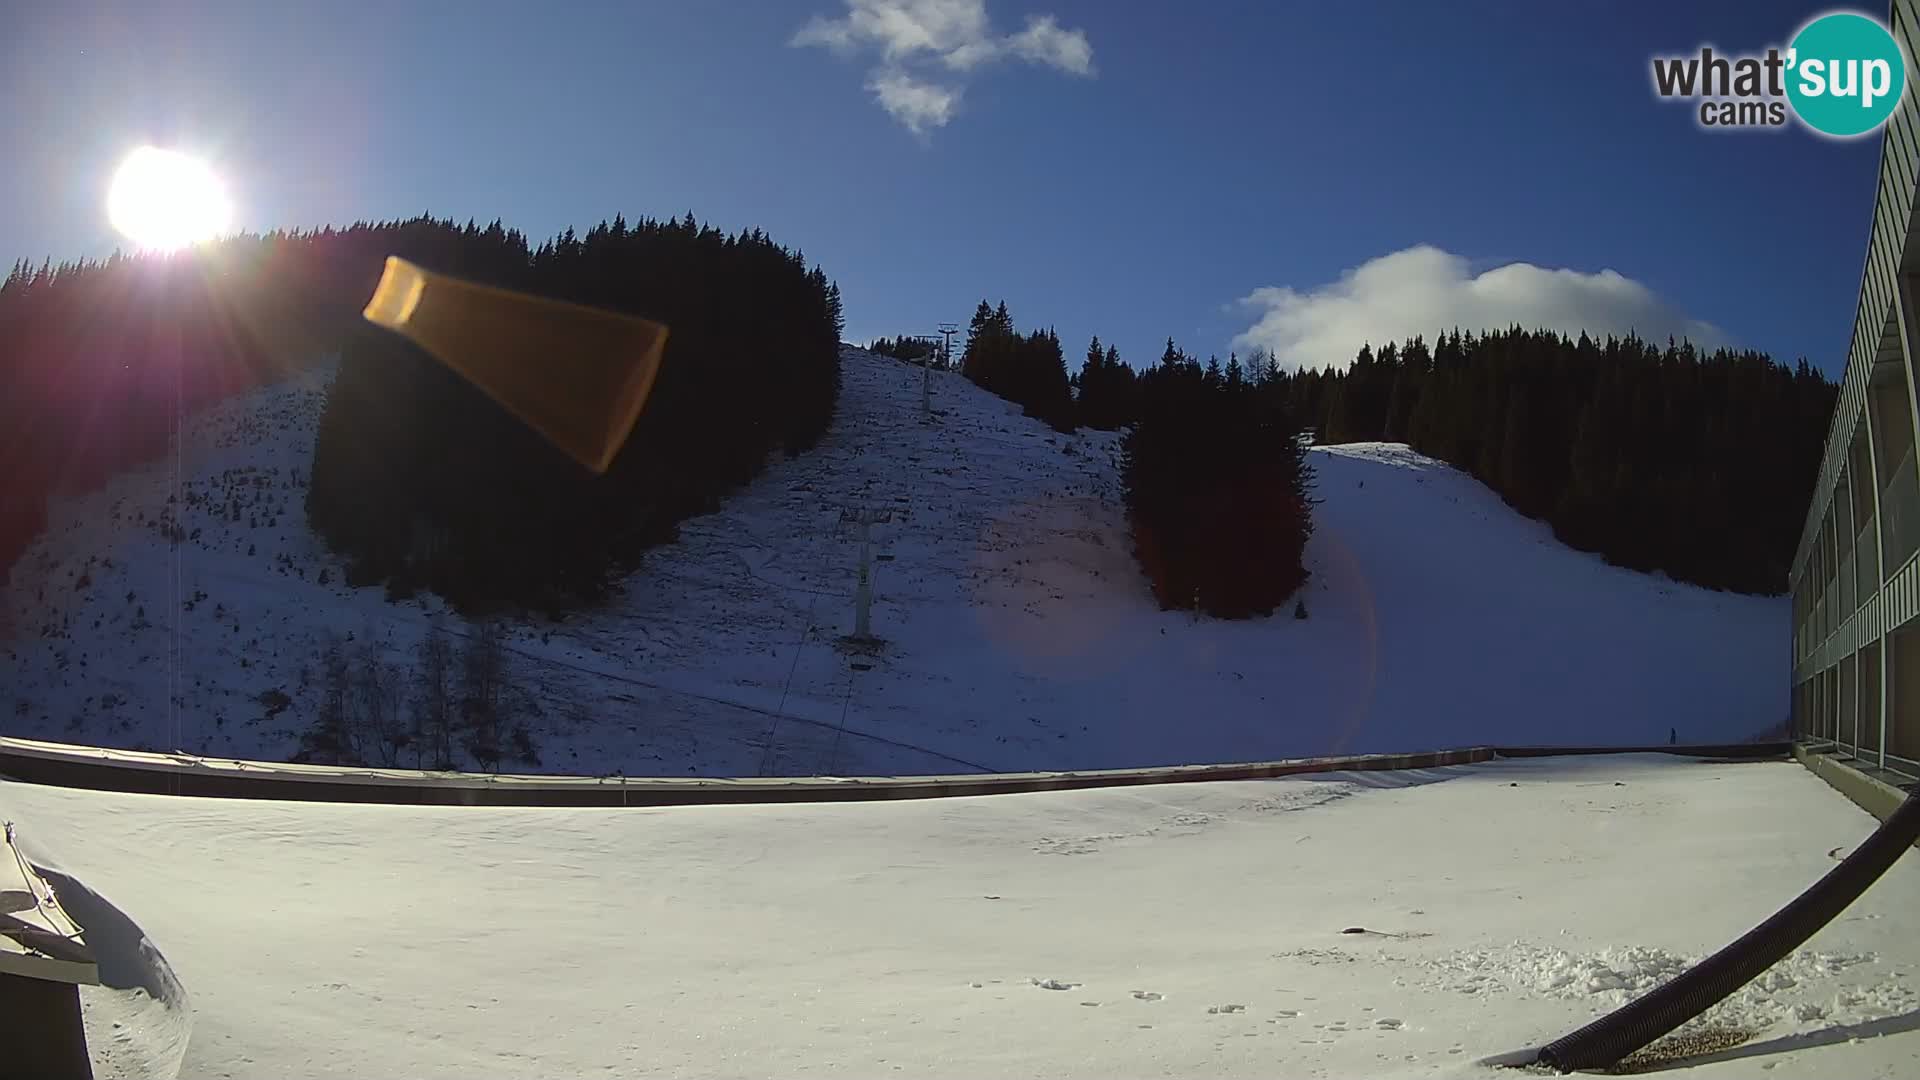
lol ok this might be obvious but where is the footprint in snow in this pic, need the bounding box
[1131,991,1162,1001]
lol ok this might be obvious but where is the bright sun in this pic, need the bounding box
[107,146,233,252]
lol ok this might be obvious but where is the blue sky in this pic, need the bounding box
[0,1,1889,374]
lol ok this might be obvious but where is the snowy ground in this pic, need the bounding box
[3,755,1916,1079]
[0,348,1784,776]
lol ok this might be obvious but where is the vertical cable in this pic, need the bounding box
[170,321,183,792]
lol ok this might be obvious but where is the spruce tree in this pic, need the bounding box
[1122,338,1315,618]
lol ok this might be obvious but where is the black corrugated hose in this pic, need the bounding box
[1532,786,1920,1073]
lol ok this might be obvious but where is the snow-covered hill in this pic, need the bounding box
[0,347,1784,775]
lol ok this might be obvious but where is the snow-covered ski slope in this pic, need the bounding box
[4,755,1917,1079]
[0,347,1783,775]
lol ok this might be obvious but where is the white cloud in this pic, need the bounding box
[796,0,990,63]
[1008,15,1094,76]
[790,15,858,53]
[792,1,1094,133]
[941,37,1003,72]
[1231,245,1726,372]
[866,67,963,136]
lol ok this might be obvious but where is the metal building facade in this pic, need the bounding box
[1790,0,1920,782]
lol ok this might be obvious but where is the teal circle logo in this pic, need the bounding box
[1786,12,1907,137]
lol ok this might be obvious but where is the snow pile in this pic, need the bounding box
[3,348,1784,775]
[1520,943,1695,998]
[81,964,192,1080]
[1421,942,1690,999]
[10,846,195,1080]
[1416,942,1913,1039]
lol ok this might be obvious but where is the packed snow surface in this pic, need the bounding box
[3,755,1916,1078]
[2,348,1782,775]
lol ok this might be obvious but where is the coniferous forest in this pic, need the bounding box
[867,335,945,365]
[0,228,380,584]
[1260,329,1837,595]
[1073,334,1140,431]
[898,308,1835,608]
[1122,340,1315,618]
[0,214,844,616]
[959,300,1076,433]
[950,306,1313,618]
[3,218,1837,623]
[306,214,844,613]
[941,309,1315,619]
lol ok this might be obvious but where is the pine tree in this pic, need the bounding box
[825,283,844,340]
[1122,339,1315,619]
[965,300,994,356]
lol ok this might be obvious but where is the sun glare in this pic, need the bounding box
[106,146,233,252]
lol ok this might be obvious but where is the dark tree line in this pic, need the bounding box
[1122,340,1315,619]
[951,301,1310,617]
[960,300,1075,432]
[1,213,843,618]
[950,304,1310,616]
[304,212,844,613]
[0,226,396,583]
[1262,328,1836,594]
[867,335,947,366]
